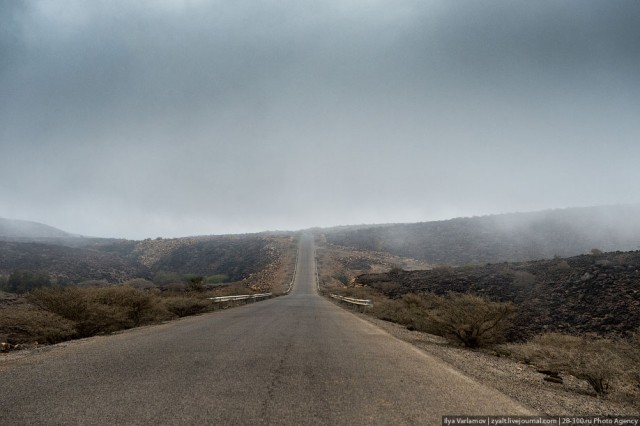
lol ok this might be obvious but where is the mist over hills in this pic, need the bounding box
[323,205,640,265]
[0,218,75,240]
[2,204,640,283]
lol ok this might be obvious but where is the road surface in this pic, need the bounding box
[0,234,533,424]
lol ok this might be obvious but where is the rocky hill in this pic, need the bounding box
[324,205,640,265]
[355,250,640,339]
[0,241,151,283]
[130,236,287,281]
[0,232,295,288]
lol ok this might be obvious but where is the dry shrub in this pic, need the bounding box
[372,293,439,332]
[162,282,187,292]
[428,293,516,348]
[29,286,173,337]
[163,296,211,317]
[92,286,172,326]
[0,306,76,344]
[30,287,129,336]
[123,278,157,290]
[76,279,110,288]
[506,333,636,395]
[209,282,256,297]
[366,291,515,348]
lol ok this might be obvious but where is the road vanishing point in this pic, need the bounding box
[0,234,533,425]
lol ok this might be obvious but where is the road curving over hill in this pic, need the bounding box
[0,234,533,424]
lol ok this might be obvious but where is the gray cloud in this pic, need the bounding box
[1,0,639,238]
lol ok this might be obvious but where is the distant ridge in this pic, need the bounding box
[0,218,75,240]
[323,204,640,265]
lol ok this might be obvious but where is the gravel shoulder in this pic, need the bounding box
[347,307,639,416]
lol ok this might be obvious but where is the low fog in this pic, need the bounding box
[1,1,639,238]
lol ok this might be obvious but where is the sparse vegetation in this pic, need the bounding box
[187,276,206,292]
[0,306,77,344]
[162,296,211,317]
[1,270,289,348]
[4,270,52,293]
[505,333,639,396]
[354,250,640,338]
[28,286,173,337]
[427,293,516,348]
[334,288,516,348]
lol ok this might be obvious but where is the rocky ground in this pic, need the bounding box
[315,240,431,288]
[355,250,640,339]
[240,237,298,294]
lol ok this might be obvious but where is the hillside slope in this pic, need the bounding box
[0,241,150,283]
[324,205,640,265]
[0,233,295,286]
[355,250,640,338]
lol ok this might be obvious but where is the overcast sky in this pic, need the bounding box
[1,0,639,239]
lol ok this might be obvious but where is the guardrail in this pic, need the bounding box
[329,293,373,312]
[208,293,272,304]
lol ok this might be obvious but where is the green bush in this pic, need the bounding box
[187,276,206,292]
[6,270,52,293]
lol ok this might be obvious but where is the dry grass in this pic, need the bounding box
[2,282,280,348]
[162,296,211,317]
[0,306,77,345]
[504,332,640,397]
[371,293,438,333]
[28,286,174,337]
[332,288,516,349]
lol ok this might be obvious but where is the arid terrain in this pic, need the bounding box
[0,223,297,349]
[316,239,640,415]
[2,213,639,416]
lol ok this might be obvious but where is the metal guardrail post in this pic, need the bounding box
[329,294,373,312]
[208,293,272,305]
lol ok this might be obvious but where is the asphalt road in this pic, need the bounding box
[0,234,533,425]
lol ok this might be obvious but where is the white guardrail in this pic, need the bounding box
[329,294,373,311]
[208,293,272,303]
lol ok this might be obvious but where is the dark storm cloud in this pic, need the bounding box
[1,0,639,238]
